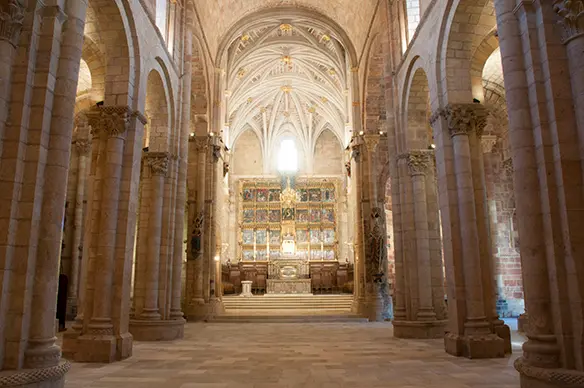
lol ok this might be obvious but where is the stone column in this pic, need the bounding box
[26,0,88,369]
[360,134,390,322]
[393,150,446,339]
[170,21,192,321]
[206,139,225,316]
[141,152,169,320]
[88,112,128,337]
[68,136,92,317]
[440,104,505,358]
[350,138,366,313]
[494,0,580,385]
[406,151,435,321]
[129,152,183,340]
[186,137,207,320]
[0,0,25,158]
[554,0,584,172]
[63,106,139,363]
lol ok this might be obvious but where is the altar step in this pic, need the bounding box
[216,295,365,323]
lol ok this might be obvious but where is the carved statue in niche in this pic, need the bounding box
[368,207,393,320]
[190,212,204,260]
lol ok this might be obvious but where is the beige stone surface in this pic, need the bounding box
[63,322,521,388]
[194,0,378,57]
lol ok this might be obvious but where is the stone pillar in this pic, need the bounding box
[359,134,390,322]
[393,150,446,339]
[350,138,366,314]
[62,106,141,363]
[494,0,584,385]
[171,21,192,321]
[129,152,183,340]
[206,138,225,316]
[68,136,92,318]
[437,104,505,358]
[554,0,584,171]
[0,1,87,384]
[186,136,208,320]
[0,0,25,158]
[131,152,167,324]
[407,152,435,320]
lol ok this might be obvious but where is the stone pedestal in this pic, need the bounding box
[444,332,505,359]
[240,281,253,297]
[128,319,185,341]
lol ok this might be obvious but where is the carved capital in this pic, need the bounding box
[440,104,487,138]
[0,0,25,47]
[400,150,433,176]
[86,106,138,139]
[194,136,209,152]
[481,135,498,154]
[75,139,92,156]
[363,134,380,153]
[553,0,584,43]
[145,152,170,176]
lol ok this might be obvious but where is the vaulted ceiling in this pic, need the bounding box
[193,0,379,60]
[224,20,349,157]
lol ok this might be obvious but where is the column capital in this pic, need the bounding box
[87,106,145,139]
[144,152,170,176]
[363,134,381,153]
[75,139,92,156]
[0,0,25,47]
[553,0,584,43]
[399,150,433,176]
[481,135,498,153]
[433,104,487,138]
[193,136,209,152]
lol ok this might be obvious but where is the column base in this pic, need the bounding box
[0,361,70,388]
[353,295,384,322]
[129,318,185,341]
[186,299,206,321]
[444,332,505,359]
[515,357,584,387]
[393,319,447,339]
[61,332,132,363]
[493,321,512,354]
[187,299,225,322]
[65,298,77,321]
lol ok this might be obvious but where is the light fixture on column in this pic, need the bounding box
[214,255,221,262]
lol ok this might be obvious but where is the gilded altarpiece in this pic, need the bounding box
[238,178,339,262]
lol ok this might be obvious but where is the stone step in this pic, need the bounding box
[212,312,368,323]
[223,304,353,309]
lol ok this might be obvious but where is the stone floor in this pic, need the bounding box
[63,322,523,388]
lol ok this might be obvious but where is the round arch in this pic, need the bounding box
[437,0,498,105]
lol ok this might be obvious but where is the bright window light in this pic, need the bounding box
[155,0,168,42]
[278,139,298,173]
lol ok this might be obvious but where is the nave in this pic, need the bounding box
[63,322,523,388]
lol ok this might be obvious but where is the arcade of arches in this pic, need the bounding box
[0,0,582,387]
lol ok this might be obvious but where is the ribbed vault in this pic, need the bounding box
[225,21,351,166]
